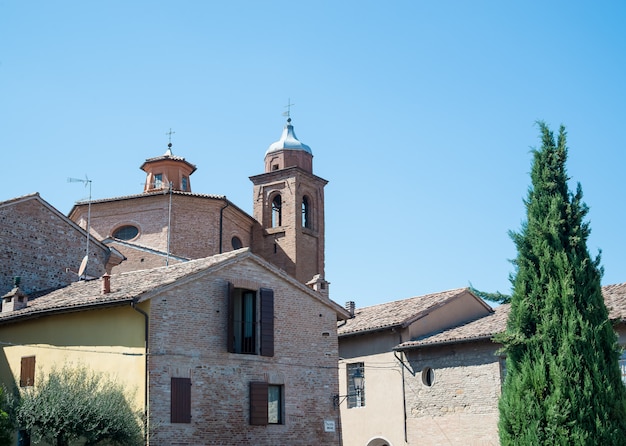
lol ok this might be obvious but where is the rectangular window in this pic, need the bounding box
[620,351,626,385]
[154,173,163,189]
[268,385,283,424]
[227,284,274,356]
[250,382,284,425]
[181,176,188,191]
[171,377,191,423]
[347,362,365,409]
[20,356,35,387]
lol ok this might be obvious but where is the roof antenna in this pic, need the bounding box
[68,175,92,280]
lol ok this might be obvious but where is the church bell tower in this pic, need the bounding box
[250,118,329,295]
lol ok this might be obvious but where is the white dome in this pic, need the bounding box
[266,119,312,156]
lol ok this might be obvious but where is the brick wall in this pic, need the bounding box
[0,196,108,296]
[404,340,502,445]
[146,258,342,445]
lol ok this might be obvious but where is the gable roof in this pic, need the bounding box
[338,288,491,337]
[0,248,350,324]
[395,282,626,350]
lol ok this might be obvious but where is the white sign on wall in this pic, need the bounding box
[324,420,336,432]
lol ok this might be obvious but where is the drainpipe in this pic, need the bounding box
[219,200,230,254]
[131,300,149,445]
[393,330,409,444]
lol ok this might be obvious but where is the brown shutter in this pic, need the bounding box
[250,381,268,425]
[260,288,274,357]
[20,356,35,387]
[227,282,235,353]
[171,377,191,423]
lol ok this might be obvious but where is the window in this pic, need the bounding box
[181,175,188,191]
[232,236,243,250]
[250,382,283,425]
[20,356,35,387]
[112,225,139,240]
[154,173,163,189]
[171,377,191,423]
[347,362,364,408]
[227,285,274,356]
[271,195,282,227]
[620,351,626,385]
[302,195,311,229]
[422,367,435,386]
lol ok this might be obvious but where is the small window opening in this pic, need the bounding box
[272,195,282,227]
[422,367,435,386]
[272,164,279,171]
[112,225,139,240]
[181,176,188,191]
[232,236,243,250]
[154,173,163,189]
[302,195,311,229]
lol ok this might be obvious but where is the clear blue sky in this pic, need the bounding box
[2,1,625,308]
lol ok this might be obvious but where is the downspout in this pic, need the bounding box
[219,200,230,254]
[394,345,409,444]
[132,300,149,445]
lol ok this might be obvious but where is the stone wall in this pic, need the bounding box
[0,195,108,296]
[404,340,502,445]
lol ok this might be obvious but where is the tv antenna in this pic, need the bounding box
[68,175,92,279]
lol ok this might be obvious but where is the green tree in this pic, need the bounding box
[14,365,143,446]
[497,123,626,445]
[0,387,14,446]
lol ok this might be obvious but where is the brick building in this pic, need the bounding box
[69,117,329,291]
[0,118,349,444]
[0,193,123,297]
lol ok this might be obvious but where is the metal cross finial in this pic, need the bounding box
[282,99,295,119]
[166,128,176,144]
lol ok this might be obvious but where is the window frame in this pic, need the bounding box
[227,284,274,357]
[301,195,311,229]
[250,381,284,426]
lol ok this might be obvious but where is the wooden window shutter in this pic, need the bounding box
[171,377,192,423]
[227,282,235,353]
[260,288,274,357]
[20,356,35,387]
[250,381,268,425]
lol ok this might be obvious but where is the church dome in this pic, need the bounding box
[266,118,312,156]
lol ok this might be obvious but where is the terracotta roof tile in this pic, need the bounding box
[0,249,243,323]
[395,282,626,350]
[338,288,472,336]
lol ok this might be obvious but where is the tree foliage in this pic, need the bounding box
[496,123,626,445]
[14,365,143,446]
[0,387,14,446]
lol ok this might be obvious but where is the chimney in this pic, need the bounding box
[306,274,330,299]
[2,277,28,313]
[101,273,111,294]
[345,301,355,318]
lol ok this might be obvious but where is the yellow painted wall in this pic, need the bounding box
[0,301,149,410]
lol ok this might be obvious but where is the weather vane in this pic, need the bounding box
[282,99,295,119]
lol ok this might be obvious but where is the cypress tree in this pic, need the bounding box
[497,122,626,445]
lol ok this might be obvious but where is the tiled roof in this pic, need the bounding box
[395,282,626,350]
[0,248,350,323]
[338,288,476,336]
[0,250,244,323]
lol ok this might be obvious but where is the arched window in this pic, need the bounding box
[271,195,282,227]
[302,195,311,229]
